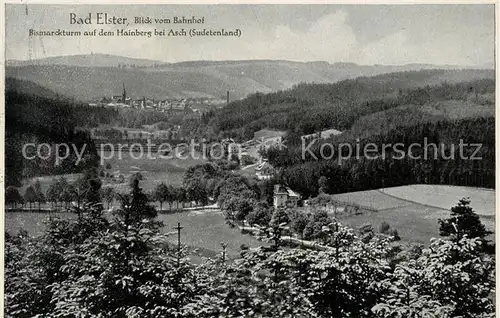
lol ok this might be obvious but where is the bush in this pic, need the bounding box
[240,154,257,166]
[379,221,391,234]
[389,229,401,241]
[245,203,272,227]
[358,223,373,234]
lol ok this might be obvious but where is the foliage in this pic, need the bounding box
[439,198,492,243]
[153,183,170,210]
[5,89,101,186]
[245,202,273,227]
[289,211,309,237]
[373,236,495,317]
[380,221,391,234]
[101,186,116,209]
[6,186,23,208]
[5,202,495,317]
[303,210,331,240]
[205,75,493,141]
[23,185,37,209]
[267,116,495,198]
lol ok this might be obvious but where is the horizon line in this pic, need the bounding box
[5,52,494,69]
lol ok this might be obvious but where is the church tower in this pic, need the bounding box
[122,83,127,104]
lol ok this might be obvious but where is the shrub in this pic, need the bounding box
[379,221,391,234]
[359,223,373,234]
[389,229,401,241]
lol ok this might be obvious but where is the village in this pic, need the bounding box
[87,83,226,114]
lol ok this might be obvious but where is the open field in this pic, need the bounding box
[326,184,495,244]
[5,212,77,237]
[158,209,263,259]
[17,149,205,204]
[379,184,495,216]
[100,149,207,172]
[6,209,263,260]
[338,204,453,244]
[99,148,206,193]
[329,190,413,211]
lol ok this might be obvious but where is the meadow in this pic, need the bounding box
[99,149,206,191]
[5,209,263,261]
[328,184,495,244]
[5,211,76,237]
[158,209,263,259]
[328,190,412,211]
[17,148,207,204]
[379,184,495,216]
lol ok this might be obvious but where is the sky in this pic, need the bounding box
[5,4,495,66]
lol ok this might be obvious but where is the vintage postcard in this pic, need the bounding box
[2,2,496,317]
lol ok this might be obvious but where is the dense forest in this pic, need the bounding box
[194,75,499,198]
[5,90,104,186]
[201,70,494,141]
[264,117,495,198]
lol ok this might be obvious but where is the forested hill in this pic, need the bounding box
[203,69,494,141]
[256,75,495,197]
[4,85,113,186]
[6,55,492,101]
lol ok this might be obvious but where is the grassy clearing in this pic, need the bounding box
[158,209,264,258]
[6,209,263,260]
[99,149,206,191]
[99,149,205,174]
[5,212,76,237]
[379,184,495,216]
[328,190,413,211]
[337,204,448,244]
[323,184,495,244]
[420,100,495,120]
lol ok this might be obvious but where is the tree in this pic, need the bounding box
[167,185,178,210]
[439,198,492,244]
[75,170,102,205]
[177,187,187,208]
[101,186,115,209]
[318,176,329,193]
[33,180,46,211]
[153,183,169,211]
[205,178,219,198]
[290,212,309,239]
[374,236,495,317]
[245,202,272,227]
[226,197,255,222]
[303,209,331,240]
[6,186,22,208]
[129,172,143,187]
[115,179,157,225]
[379,221,391,234]
[24,186,37,210]
[270,208,290,228]
[186,182,208,206]
[60,183,76,209]
[46,181,62,208]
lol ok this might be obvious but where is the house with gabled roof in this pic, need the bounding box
[273,184,300,209]
[255,160,275,180]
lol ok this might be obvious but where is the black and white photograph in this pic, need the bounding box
[2,2,497,317]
